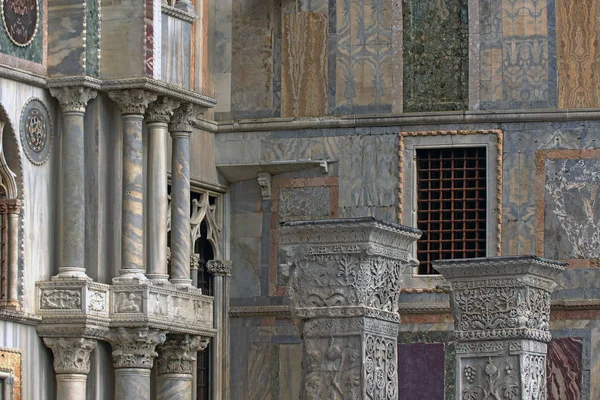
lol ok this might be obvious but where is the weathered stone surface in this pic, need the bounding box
[278,186,330,221]
[544,158,600,259]
[403,0,468,112]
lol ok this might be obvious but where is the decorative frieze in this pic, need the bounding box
[43,337,97,374]
[435,255,566,400]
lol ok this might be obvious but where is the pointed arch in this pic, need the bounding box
[0,104,23,201]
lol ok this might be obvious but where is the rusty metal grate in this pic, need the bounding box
[416,147,487,274]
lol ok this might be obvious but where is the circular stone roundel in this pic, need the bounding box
[20,98,52,165]
[1,0,38,47]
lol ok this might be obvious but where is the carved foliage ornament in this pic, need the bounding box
[1,0,38,47]
[108,89,157,115]
[20,98,52,165]
[145,96,180,124]
[365,334,397,400]
[108,328,167,369]
[461,357,520,400]
[43,338,97,374]
[156,335,208,375]
[49,87,97,114]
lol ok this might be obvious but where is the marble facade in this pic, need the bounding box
[0,0,597,399]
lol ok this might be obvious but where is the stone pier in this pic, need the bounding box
[435,256,566,400]
[279,217,421,400]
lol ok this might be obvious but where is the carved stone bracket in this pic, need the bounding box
[169,103,195,133]
[108,89,158,115]
[206,260,232,277]
[156,335,209,376]
[279,217,421,400]
[257,172,272,200]
[49,87,98,114]
[435,255,566,400]
[43,337,97,375]
[146,96,181,124]
[107,327,167,369]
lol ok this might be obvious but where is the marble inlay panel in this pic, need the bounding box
[403,0,468,112]
[398,343,445,400]
[556,0,600,108]
[161,15,192,89]
[0,0,43,65]
[281,12,328,117]
[278,186,330,221]
[547,337,583,400]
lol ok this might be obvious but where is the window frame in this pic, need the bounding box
[399,130,502,287]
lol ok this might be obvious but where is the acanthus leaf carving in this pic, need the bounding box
[107,328,167,369]
[156,335,208,375]
[43,337,97,374]
[49,87,97,113]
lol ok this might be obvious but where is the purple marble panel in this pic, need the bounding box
[547,337,583,400]
[398,343,445,400]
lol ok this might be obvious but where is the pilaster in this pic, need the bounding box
[146,97,180,283]
[50,86,97,279]
[168,103,195,286]
[279,217,421,400]
[156,335,209,400]
[108,89,158,281]
[435,256,566,400]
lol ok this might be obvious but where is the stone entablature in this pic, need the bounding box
[435,256,566,400]
[280,217,421,400]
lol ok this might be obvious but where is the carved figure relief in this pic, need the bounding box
[41,289,81,309]
[115,292,141,313]
[20,98,52,165]
[1,0,38,47]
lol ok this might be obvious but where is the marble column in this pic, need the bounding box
[435,256,566,400]
[43,337,97,400]
[156,335,209,400]
[49,87,97,278]
[1,200,20,309]
[206,260,232,400]
[279,217,421,400]
[145,97,180,283]
[108,90,158,281]
[168,104,195,286]
[108,327,166,400]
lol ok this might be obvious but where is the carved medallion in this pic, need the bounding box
[1,0,38,47]
[20,98,52,165]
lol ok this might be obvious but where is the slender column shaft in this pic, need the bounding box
[121,114,145,277]
[114,369,151,400]
[49,87,97,278]
[168,104,194,286]
[157,375,193,400]
[56,374,87,400]
[6,211,19,308]
[156,335,207,400]
[146,122,169,281]
[108,90,157,280]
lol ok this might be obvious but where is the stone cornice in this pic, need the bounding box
[0,308,41,325]
[229,305,291,318]
[161,3,197,22]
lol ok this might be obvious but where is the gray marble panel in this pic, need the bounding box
[279,186,330,222]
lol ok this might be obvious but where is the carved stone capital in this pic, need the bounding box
[0,199,21,214]
[190,253,200,271]
[168,103,195,133]
[107,327,167,369]
[206,260,232,276]
[257,172,272,200]
[108,89,158,115]
[49,87,97,113]
[145,96,181,124]
[156,335,209,375]
[43,337,97,374]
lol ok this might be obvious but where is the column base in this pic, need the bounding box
[114,270,148,284]
[169,279,193,287]
[56,267,90,279]
[146,274,170,285]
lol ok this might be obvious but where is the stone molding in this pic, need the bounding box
[107,328,167,369]
[49,86,97,113]
[161,3,196,22]
[108,89,158,115]
[206,260,232,277]
[169,103,195,133]
[229,305,291,318]
[156,335,209,375]
[146,96,181,124]
[43,337,97,374]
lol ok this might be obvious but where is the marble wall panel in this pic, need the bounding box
[279,344,303,400]
[279,186,330,221]
[86,0,100,77]
[334,0,393,114]
[402,0,468,112]
[47,0,85,75]
[231,0,278,116]
[214,0,233,114]
[161,15,192,89]
[544,158,600,260]
[398,343,445,400]
[556,0,600,109]
[281,12,328,117]
[547,337,584,400]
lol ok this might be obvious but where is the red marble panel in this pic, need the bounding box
[547,337,583,400]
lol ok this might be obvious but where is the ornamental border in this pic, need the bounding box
[1,0,39,47]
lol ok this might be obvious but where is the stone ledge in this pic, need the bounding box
[161,3,196,22]
[229,305,290,318]
[0,309,41,326]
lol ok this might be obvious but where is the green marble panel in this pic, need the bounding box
[403,0,468,112]
[86,0,100,77]
[0,0,44,64]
